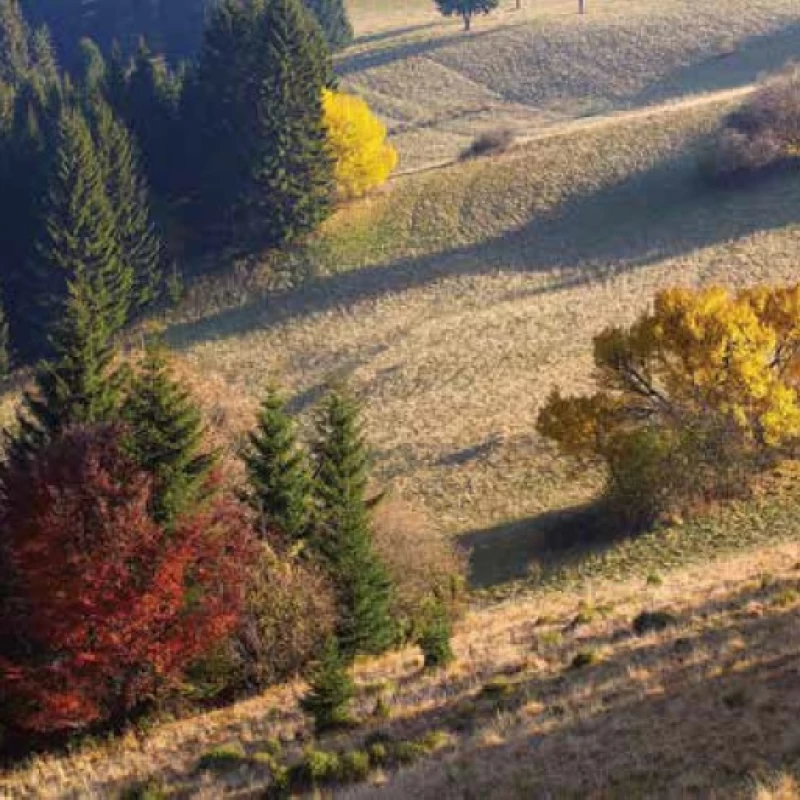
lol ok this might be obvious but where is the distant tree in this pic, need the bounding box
[185,0,334,249]
[242,385,312,544]
[323,89,398,200]
[433,0,499,30]
[77,37,107,96]
[311,388,393,658]
[303,0,353,51]
[0,424,256,734]
[0,298,10,378]
[121,344,216,526]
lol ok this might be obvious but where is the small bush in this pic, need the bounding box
[300,748,341,784]
[703,65,800,181]
[340,749,371,782]
[197,743,247,772]
[459,128,515,160]
[300,639,355,734]
[372,498,467,644]
[121,780,168,800]
[391,740,428,765]
[418,602,455,669]
[633,610,679,636]
[570,650,600,669]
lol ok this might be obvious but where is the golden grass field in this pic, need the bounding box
[5,0,800,796]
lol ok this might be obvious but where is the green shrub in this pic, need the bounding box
[570,650,600,669]
[391,740,427,765]
[632,610,679,636]
[301,748,341,784]
[367,741,389,766]
[197,743,247,772]
[300,639,355,734]
[340,749,371,782]
[417,602,455,669]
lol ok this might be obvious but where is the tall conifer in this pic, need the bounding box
[121,344,216,525]
[243,385,311,543]
[311,387,393,658]
[88,97,162,309]
[304,0,353,51]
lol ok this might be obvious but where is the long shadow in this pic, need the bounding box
[336,26,500,77]
[349,22,443,50]
[166,140,800,353]
[633,21,800,108]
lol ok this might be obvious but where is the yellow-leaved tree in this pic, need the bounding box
[537,285,800,524]
[322,89,398,200]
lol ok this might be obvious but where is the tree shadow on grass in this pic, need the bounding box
[165,139,800,355]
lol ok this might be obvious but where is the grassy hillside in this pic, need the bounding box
[343,0,800,168]
[5,513,800,798]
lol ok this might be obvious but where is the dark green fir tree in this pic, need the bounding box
[88,97,162,309]
[187,0,334,249]
[121,343,216,525]
[30,105,129,346]
[304,0,353,51]
[242,384,312,543]
[300,637,355,733]
[311,387,393,659]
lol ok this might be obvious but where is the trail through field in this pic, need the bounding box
[393,83,756,178]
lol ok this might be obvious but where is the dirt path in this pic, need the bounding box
[392,84,754,180]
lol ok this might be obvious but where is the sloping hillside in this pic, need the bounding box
[342,0,800,167]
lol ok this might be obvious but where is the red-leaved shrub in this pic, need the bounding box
[0,425,257,734]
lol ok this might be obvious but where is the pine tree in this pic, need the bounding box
[0,297,10,379]
[417,603,455,670]
[88,97,162,309]
[243,385,312,543]
[303,0,353,51]
[300,637,355,733]
[187,0,334,249]
[77,37,107,96]
[311,387,393,659]
[0,0,30,86]
[29,105,129,347]
[121,344,216,525]
[7,270,123,465]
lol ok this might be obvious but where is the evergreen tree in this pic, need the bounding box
[29,25,58,84]
[0,298,10,379]
[121,344,216,525]
[88,97,162,308]
[300,637,355,733]
[7,269,122,465]
[28,105,129,347]
[77,37,107,96]
[187,0,334,249]
[303,0,353,51]
[242,385,311,543]
[0,0,30,86]
[417,602,455,669]
[311,387,393,659]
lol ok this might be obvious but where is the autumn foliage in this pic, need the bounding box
[538,285,800,521]
[0,425,256,734]
[323,89,398,200]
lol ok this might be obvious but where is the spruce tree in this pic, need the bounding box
[7,270,122,465]
[243,385,312,543]
[311,387,393,659]
[121,344,216,525]
[304,0,353,51]
[29,105,128,347]
[300,637,355,733]
[0,0,30,86]
[188,0,334,249]
[88,97,162,309]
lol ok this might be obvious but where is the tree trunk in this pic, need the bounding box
[463,12,471,31]
[578,0,586,13]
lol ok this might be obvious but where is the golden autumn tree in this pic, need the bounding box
[322,89,398,200]
[537,285,800,523]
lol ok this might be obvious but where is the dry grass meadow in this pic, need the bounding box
[5,0,800,796]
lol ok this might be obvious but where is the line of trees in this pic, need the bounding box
[0,0,393,368]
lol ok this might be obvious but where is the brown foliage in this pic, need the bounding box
[372,498,467,642]
[0,425,257,734]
